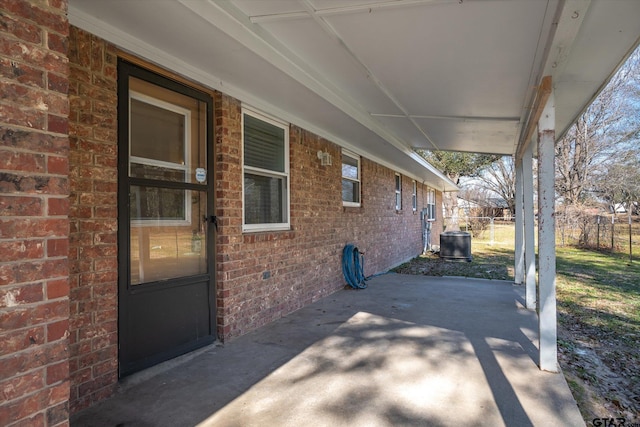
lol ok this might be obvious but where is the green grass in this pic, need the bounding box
[556,246,640,335]
[555,247,640,420]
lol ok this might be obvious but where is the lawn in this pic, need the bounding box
[393,241,640,424]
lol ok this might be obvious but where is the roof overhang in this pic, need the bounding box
[69,0,640,192]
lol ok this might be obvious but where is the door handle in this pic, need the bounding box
[204,215,218,232]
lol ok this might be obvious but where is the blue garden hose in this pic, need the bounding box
[342,244,367,289]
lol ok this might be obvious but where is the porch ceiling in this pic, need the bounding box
[69,0,640,190]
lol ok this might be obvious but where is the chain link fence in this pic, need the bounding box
[446,217,516,245]
[557,211,639,262]
[445,213,639,261]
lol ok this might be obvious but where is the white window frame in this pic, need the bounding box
[341,149,361,207]
[395,173,402,211]
[427,188,436,221]
[242,107,290,232]
[129,91,192,227]
[412,180,417,211]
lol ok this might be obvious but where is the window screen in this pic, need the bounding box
[342,151,360,205]
[243,110,289,230]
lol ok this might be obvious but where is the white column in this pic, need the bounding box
[514,157,524,284]
[522,141,536,310]
[537,91,558,373]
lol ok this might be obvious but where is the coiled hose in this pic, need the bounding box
[342,244,367,289]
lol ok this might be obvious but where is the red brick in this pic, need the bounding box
[6,258,69,285]
[0,128,68,154]
[93,257,117,272]
[0,172,68,195]
[0,389,43,426]
[0,0,67,33]
[0,57,45,88]
[48,114,69,135]
[0,8,43,43]
[0,239,44,262]
[8,412,45,427]
[0,326,44,357]
[47,197,69,216]
[77,219,116,233]
[47,238,68,257]
[94,206,116,218]
[47,155,69,175]
[78,192,115,206]
[65,28,121,413]
[0,218,68,239]
[0,341,67,382]
[47,319,69,342]
[46,278,69,299]
[78,245,116,259]
[91,359,117,378]
[0,370,44,401]
[0,282,44,307]
[49,0,67,10]
[48,31,68,55]
[0,300,67,333]
[46,361,69,385]
[0,195,44,216]
[68,204,90,221]
[46,400,69,425]
[1,81,47,109]
[92,181,116,193]
[0,104,46,130]
[48,381,69,406]
[0,149,46,172]
[47,71,69,94]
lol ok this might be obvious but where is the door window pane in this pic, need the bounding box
[131,98,186,164]
[130,187,207,284]
[129,78,207,184]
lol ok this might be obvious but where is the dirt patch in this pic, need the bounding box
[392,251,512,280]
[558,313,640,424]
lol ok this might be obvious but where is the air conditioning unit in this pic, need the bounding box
[439,231,472,262]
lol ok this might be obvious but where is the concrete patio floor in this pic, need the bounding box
[71,274,585,427]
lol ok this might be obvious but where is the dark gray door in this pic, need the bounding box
[117,61,215,376]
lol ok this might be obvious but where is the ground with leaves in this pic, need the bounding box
[393,244,640,425]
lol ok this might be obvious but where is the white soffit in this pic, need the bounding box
[68,0,640,182]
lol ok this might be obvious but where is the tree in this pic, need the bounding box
[556,47,640,206]
[416,150,499,230]
[554,46,640,246]
[597,149,640,215]
[474,156,516,216]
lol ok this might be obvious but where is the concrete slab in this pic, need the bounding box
[71,274,585,427]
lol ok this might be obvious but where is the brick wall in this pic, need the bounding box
[0,0,71,426]
[66,27,118,413]
[1,14,447,419]
[214,97,442,340]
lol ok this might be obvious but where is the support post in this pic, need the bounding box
[514,157,524,284]
[523,141,536,310]
[537,90,558,373]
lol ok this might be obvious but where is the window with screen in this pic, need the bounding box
[342,150,361,206]
[395,173,402,210]
[242,109,290,231]
[427,188,436,221]
[412,180,417,211]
